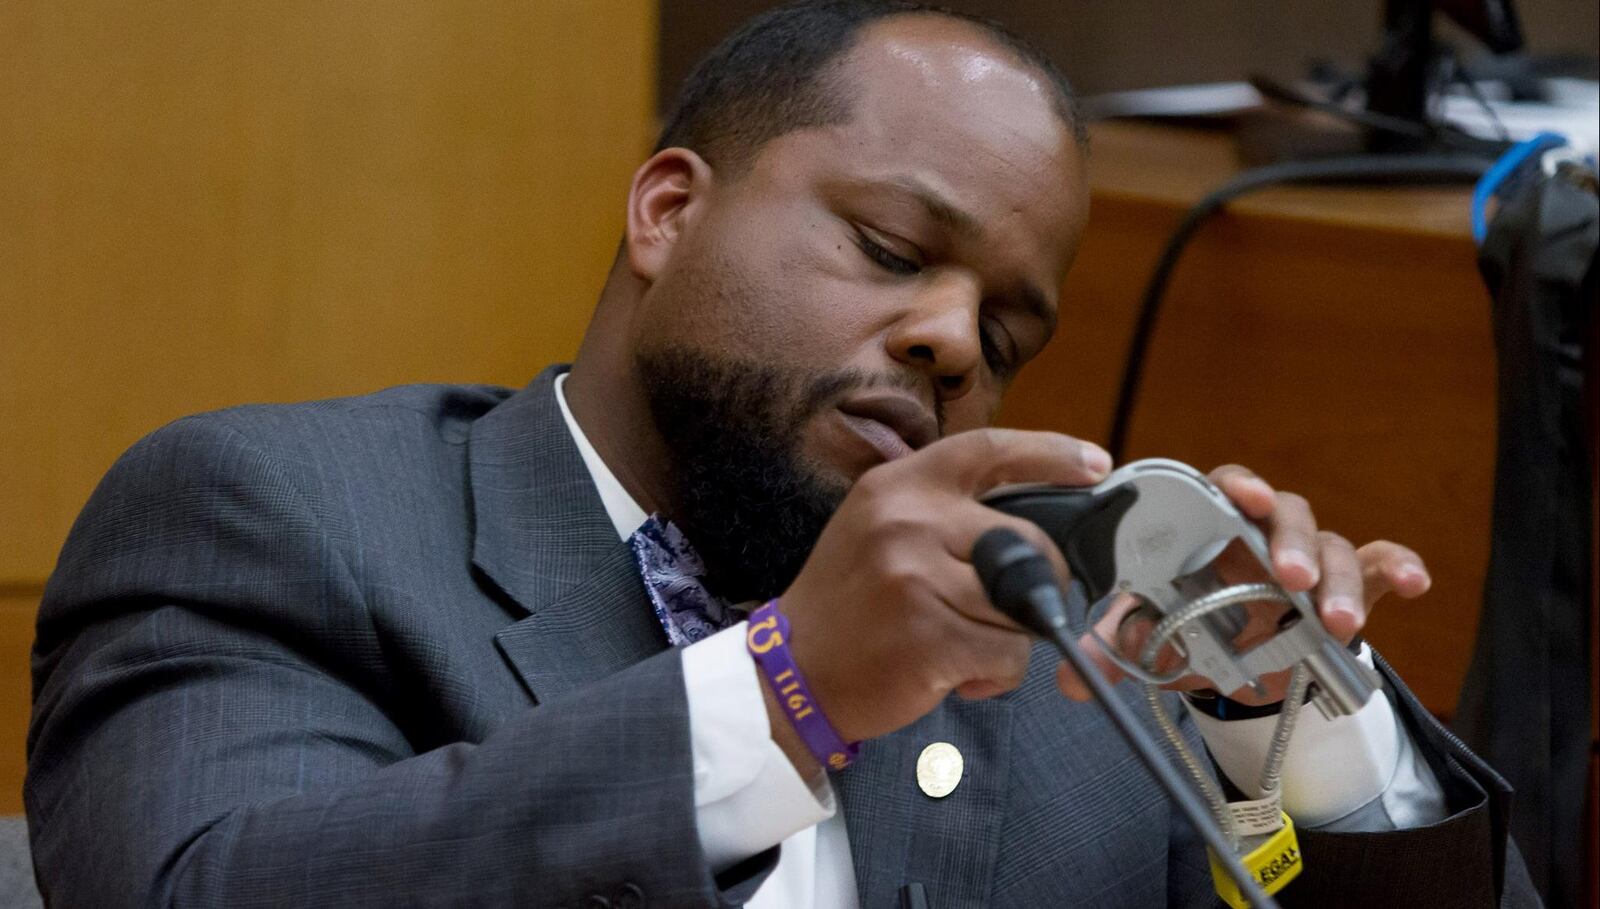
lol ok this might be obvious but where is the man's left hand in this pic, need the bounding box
[1055,463,1432,706]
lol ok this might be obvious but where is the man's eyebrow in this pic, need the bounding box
[878,176,982,237]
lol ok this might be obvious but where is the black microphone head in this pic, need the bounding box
[972,527,1066,637]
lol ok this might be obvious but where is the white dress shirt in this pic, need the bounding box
[552,373,1446,907]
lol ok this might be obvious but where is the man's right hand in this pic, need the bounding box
[767,428,1113,768]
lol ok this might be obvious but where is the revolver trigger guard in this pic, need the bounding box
[1081,592,1196,684]
[1084,620,1189,686]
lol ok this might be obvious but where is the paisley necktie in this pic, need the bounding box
[627,514,748,647]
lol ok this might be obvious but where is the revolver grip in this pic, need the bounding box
[983,485,1140,603]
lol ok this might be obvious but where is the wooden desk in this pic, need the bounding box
[1001,121,1497,718]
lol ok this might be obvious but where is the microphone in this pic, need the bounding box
[972,527,1279,909]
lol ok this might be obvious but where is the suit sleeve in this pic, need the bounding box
[26,415,770,908]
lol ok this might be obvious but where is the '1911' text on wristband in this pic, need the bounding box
[746,599,860,771]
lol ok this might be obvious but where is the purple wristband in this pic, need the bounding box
[746,599,860,771]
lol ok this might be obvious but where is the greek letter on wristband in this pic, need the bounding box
[746,599,860,771]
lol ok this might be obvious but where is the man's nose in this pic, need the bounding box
[885,273,983,402]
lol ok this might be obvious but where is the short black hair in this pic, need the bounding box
[656,0,1086,174]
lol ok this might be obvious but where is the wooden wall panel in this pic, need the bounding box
[0,0,657,814]
[0,0,657,584]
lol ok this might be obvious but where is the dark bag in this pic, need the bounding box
[1455,154,1597,909]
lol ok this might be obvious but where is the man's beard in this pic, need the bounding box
[636,346,925,604]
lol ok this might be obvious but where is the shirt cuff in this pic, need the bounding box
[682,621,836,872]
[1182,642,1447,829]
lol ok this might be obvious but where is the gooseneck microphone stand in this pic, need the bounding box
[972,527,1279,909]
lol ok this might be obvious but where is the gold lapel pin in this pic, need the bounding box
[916,741,963,799]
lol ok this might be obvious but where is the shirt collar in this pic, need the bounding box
[553,372,649,542]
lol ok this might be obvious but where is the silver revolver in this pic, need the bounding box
[984,458,1380,718]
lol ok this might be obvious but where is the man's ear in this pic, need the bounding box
[624,147,714,282]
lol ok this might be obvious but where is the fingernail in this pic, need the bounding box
[1323,596,1360,623]
[1281,550,1316,580]
[1400,565,1431,590]
[1084,446,1112,477]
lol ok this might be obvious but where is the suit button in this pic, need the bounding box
[581,897,611,909]
[614,883,646,909]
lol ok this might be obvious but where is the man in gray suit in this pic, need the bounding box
[27,2,1537,906]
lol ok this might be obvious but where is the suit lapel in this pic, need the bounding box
[469,365,666,703]
[836,696,1013,907]
[469,366,1015,904]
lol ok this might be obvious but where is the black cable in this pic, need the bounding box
[1105,153,1493,463]
[1244,73,1511,158]
[1443,52,1512,143]
[1248,74,1433,142]
[972,527,1280,909]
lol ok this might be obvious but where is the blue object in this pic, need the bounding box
[1472,131,1567,245]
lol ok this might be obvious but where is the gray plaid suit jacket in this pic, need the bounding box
[27,366,1533,907]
